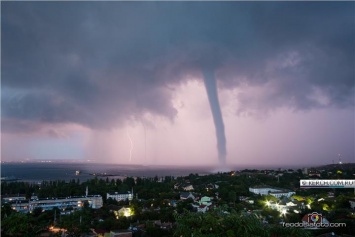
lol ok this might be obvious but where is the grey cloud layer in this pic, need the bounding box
[2,2,354,131]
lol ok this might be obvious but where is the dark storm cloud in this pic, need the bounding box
[2,2,354,132]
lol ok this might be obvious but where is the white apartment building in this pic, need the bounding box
[269,191,296,198]
[1,195,27,203]
[249,186,281,195]
[249,186,295,198]
[29,195,103,211]
[9,195,103,213]
[107,191,133,202]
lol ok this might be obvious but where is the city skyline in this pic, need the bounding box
[2,2,354,166]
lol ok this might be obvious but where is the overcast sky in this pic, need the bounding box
[2,2,354,167]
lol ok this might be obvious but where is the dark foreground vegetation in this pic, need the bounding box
[2,166,355,237]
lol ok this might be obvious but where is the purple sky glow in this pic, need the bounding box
[2,2,354,166]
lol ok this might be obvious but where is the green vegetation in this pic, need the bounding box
[1,166,354,236]
[174,209,311,237]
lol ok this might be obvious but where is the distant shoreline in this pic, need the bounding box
[2,160,346,169]
[1,162,353,184]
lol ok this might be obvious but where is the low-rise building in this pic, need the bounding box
[249,185,281,195]
[270,191,296,198]
[153,220,173,229]
[110,230,132,237]
[174,183,181,190]
[180,192,195,200]
[245,198,254,204]
[192,204,209,213]
[8,195,103,213]
[108,205,134,219]
[1,195,27,203]
[29,195,103,211]
[9,200,29,213]
[107,191,133,202]
[327,192,335,198]
[115,207,133,218]
[205,183,219,191]
[182,184,194,191]
[199,196,212,206]
[308,168,321,177]
[249,185,295,198]
[349,199,355,210]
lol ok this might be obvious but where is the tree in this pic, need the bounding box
[176,199,193,214]
[228,191,236,206]
[59,208,93,237]
[174,209,311,237]
[32,207,43,217]
[1,212,48,237]
[106,197,119,205]
[1,203,14,219]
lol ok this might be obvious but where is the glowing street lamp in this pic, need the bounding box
[123,208,133,217]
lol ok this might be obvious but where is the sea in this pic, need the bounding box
[1,163,215,183]
[0,162,306,184]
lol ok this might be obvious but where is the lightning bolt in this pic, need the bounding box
[126,130,134,162]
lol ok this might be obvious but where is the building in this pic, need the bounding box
[205,183,219,191]
[349,199,355,210]
[308,168,321,177]
[6,186,102,213]
[249,185,295,198]
[249,186,281,195]
[113,207,133,219]
[110,230,132,237]
[269,190,296,198]
[192,204,209,213]
[182,184,194,191]
[9,200,30,213]
[107,191,133,202]
[1,195,27,203]
[174,183,181,190]
[199,196,212,206]
[8,195,103,213]
[266,198,306,214]
[180,192,195,200]
[153,220,173,229]
[29,195,103,211]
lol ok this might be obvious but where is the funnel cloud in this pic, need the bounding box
[203,69,227,165]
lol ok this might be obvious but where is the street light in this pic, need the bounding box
[280,209,287,217]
